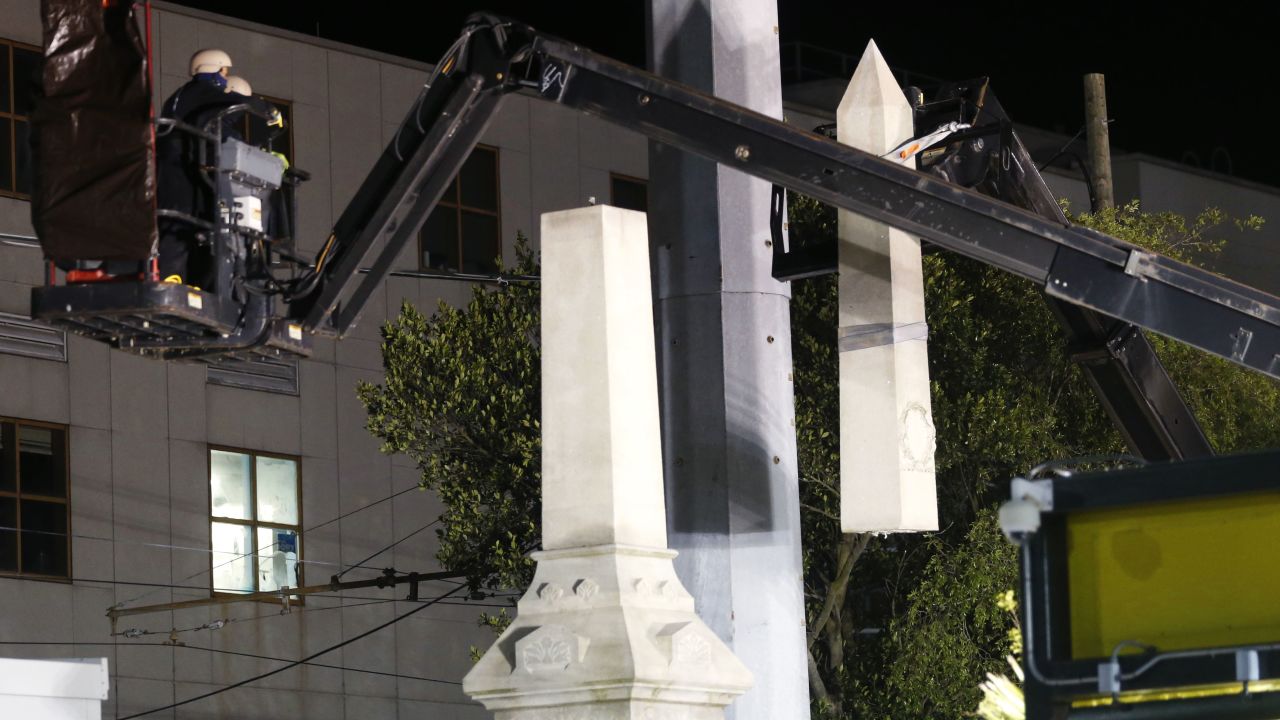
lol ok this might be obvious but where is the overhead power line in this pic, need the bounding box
[118,480,429,609]
[112,598,398,639]
[0,638,458,686]
[0,525,385,574]
[332,519,439,581]
[108,569,462,621]
[117,583,466,719]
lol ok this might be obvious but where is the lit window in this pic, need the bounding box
[420,145,501,273]
[0,39,40,199]
[209,448,301,595]
[0,418,70,579]
[610,173,647,213]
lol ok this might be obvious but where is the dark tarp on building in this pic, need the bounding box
[31,0,156,262]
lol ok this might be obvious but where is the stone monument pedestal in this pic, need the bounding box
[465,544,749,718]
[464,206,752,718]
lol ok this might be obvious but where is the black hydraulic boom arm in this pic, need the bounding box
[296,15,1280,386]
[906,81,1211,461]
[290,20,516,333]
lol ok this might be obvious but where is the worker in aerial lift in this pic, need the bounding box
[156,48,238,285]
[224,74,253,103]
[156,51,289,287]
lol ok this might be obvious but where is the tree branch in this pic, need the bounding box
[801,502,841,521]
[807,532,872,651]
[807,645,833,710]
[802,474,840,496]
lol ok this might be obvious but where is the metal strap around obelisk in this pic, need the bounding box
[838,321,929,352]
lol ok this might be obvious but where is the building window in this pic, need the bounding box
[420,145,501,273]
[0,418,70,579]
[0,39,40,199]
[209,447,301,595]
[239,94,293,162]
[610,173,647,213]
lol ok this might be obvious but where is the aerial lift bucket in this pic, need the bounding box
[27,0,309,360]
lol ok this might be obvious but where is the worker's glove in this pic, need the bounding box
[267,108,285,128]
[270,151,290,171]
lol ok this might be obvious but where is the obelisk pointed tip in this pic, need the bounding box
[837,38,911,149]
[860,39,885,65]
[841,38,906,112]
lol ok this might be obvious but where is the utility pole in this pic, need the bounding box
[1084,73,1115,210]
[646,1,810,718]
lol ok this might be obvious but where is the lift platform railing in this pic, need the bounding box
[31,102,311,361]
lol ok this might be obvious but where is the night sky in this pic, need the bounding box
[167,2,1280,186]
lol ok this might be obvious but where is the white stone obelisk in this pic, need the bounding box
[463,205,752,718]
[838,42,939,533]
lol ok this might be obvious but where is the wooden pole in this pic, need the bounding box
[1084,73,1115,210]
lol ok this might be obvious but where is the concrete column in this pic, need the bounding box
[647,1,809,718]
[837,41,938,532]
[463,206,752,719]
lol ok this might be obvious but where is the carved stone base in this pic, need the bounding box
[463,545,753,718]
[493,704,728,720]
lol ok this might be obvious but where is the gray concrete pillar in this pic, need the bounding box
[646,1,810,718]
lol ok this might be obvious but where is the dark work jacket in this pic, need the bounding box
[156,76,243,222]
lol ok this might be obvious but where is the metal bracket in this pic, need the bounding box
[1011,477,1054,511]
[1105,324,1141,358]
[1237,649,1261,687]
[1123,249,1151,278]
[1231,327,1255,362]
[1097,659,1121,696]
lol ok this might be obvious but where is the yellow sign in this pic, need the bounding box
[1067,491,1280,660]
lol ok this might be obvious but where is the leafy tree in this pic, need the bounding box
[359,203,1279,718]
[358,236,541,598]
[793,197,1278,717]
[976,591,1026,720]
[790,194,1114,717]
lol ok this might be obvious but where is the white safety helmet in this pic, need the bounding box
[189,48,232,76]
[224,75,252,96]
